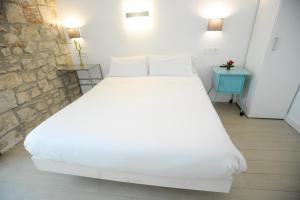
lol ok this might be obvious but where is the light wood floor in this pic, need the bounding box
[1,103,300,200]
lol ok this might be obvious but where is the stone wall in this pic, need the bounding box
[0,0,81,154]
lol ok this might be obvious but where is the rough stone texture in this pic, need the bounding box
[0,111,19,137]
[0,90,18,113]
[5,2,26,23]
[21,71,37,83]
[1,48,11,56]
[16,91,32,104]
[23,5,43,24]
[24,41,37,54]
[0,0,81,154]
[12,47,23,55]
[38,5,57,24]
[0,72,23,89]
[3,33,21,44]
[0,130,23,154]
[0,1,4,21]
[16,107,38,123]
[20,25,41,42]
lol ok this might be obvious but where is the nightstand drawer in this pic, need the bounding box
[217,75,245,93]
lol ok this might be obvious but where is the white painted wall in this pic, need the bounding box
[56,0,258,101]
[286,87,300,133]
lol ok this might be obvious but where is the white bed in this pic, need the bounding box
[24,75,247,193]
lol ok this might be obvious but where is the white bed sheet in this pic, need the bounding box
[24,75,246,185]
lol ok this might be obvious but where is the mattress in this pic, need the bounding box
[24,75,247,191]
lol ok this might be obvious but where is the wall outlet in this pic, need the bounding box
[203,48,220,55]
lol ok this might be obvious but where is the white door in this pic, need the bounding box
[249,0,300,118]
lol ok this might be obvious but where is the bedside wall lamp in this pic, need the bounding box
[207,18,223,31]
[66,28,81,38]
[66,27,84,67]
[126,11,149,18]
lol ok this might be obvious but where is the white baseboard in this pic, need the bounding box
[285,116,300,133]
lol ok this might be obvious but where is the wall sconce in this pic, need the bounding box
[123,1,152,32]
[66,27,84,67]
[66,28,81,38]
[126,11,149,18]
[207,18,223,31]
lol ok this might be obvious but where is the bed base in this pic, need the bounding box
[32,157,232,193]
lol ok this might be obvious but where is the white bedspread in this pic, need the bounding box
[24,76,246,181]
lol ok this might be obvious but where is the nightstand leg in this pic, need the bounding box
[238,94,245,116]
[88,68,92,88]
[229,94,234,103]
[98,64,104,80]
[207,86,213,95]
[75,71,83,96]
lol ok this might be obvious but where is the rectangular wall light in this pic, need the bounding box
[66,28,81,38]
[126,11,149,18]
[207,18,223,31]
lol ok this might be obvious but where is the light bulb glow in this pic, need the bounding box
[63,17,82,28]
[201,3,230,19]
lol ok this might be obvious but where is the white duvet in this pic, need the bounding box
[24,75,246,181]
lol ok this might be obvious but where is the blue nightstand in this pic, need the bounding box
[210,66,250,116]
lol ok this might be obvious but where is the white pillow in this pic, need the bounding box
[108,56,148,77]
[149,55,193,76]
